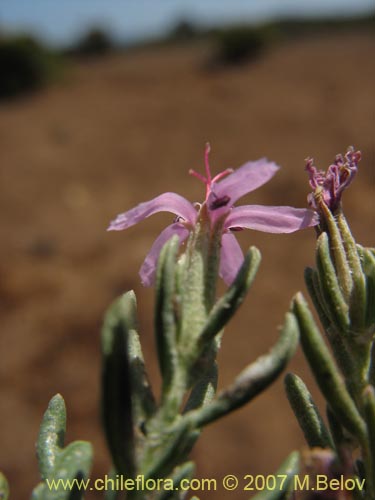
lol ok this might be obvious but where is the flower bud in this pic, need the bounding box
[305,148,370,346]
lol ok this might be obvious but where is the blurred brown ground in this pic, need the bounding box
[0,31,374,499]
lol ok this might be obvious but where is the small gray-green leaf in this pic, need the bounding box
[304,268,357,384]
[101,293,136,476]
[184,362,218,413]
[37,394,66,480]
[293,293,366,443]
[197,246,261,350]
[284,373,333,449]
[336,212,367,331]
[127,327,157,425]
[155,236,180,394]
[316,233,350,333]
[304,267,331,332]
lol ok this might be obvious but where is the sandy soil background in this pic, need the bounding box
[0,31,374,499]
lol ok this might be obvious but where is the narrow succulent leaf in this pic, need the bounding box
[320,204,353,300]
[316,233,350,333]
[186,312,299,428]
[0,472,9,500]
[155,236,180,393]
[293,294,366,442]
[304,267,331,332]
[114,290,156,423]
[250,451,300,500]
[156,461,195,500]
[179,218,212,347]
[127,327,157,424]
[101,294,136,476]
[284,373,333,448]
[336,211,367,331]
[184,362,218,413]
[36,394,66,480]
[305,269,358,385]
[197,246,261,349]
[325,334,359,398]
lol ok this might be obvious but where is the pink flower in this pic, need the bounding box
[305,146,361,212]
[109,145,318,286]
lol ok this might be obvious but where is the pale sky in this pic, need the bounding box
[0,0,373,46]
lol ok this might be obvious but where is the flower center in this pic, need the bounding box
[189,143,233,201]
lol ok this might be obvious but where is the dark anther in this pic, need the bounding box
[209,195,230,210]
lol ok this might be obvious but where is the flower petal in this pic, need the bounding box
[225,205,319,233]
[210,159,279,206]
[220,233,244,285]
[108,192,197,231]
[140,223,189,286]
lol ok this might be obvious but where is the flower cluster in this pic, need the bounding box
[109,145,318,286]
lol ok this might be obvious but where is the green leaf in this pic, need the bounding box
[304,268,358,386]
[293,293,366,443]
[197,246,261,350]
[304,267,331,332]
[316,233,350,333]
[32,395,93,500]
[336,212,367,331]
[155,236,180,394]
[284,373,333,449]
[184,361,218,413]
[250,451,299,500]
[36,394,66,480]
[0,472,9,500]
[127,326,157,425]
[185,312,299,428]
[101,293,136,476]
[320,205,353,301]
